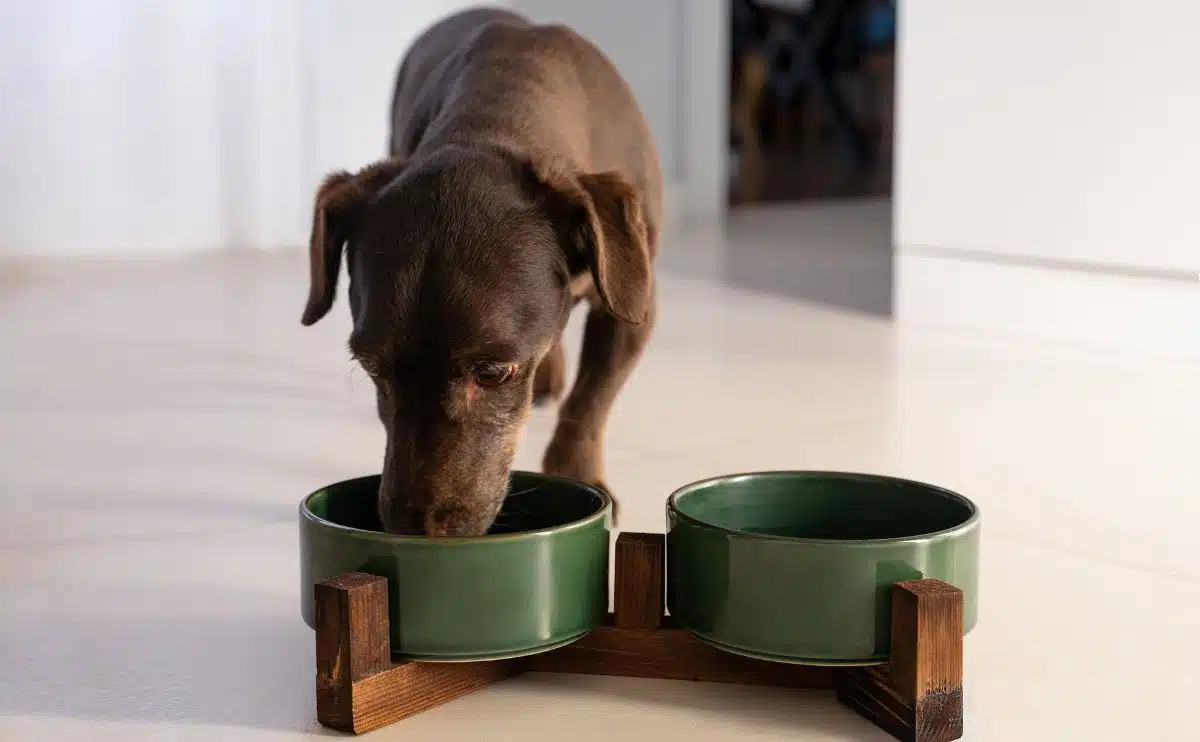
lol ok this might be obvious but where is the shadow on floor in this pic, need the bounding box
[514,672,893,740]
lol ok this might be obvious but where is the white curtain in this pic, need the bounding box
[0,0,485,258]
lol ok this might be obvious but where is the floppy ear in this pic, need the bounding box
[301,158,406,326]
[533,164,653,325]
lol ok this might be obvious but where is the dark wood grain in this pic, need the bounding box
[892,579,964,742]
[348,659,521,734]
[612,532,665,629]
[313,572,391,731]
[835,666,914,741]
[527,616,834,688]
[835,579,965,742]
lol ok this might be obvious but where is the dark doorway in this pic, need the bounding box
[728,0,896,206]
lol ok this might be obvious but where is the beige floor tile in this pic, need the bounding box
[3,206,1197,740]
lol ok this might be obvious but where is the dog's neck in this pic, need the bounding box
[411,58,588,170]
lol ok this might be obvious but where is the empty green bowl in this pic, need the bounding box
[300,472,611,662]
[667,471,980,666]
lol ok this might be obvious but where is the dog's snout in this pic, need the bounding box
[377,498,491,537]
[375,404,513,536]
[376,497,422,535]
[423,505,483,537]
[377,461,501,537]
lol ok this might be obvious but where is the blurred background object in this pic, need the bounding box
[729,0,895,205]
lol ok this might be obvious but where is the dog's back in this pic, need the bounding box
[388,8,663,253]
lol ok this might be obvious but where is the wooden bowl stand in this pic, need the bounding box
[314,532,965,741]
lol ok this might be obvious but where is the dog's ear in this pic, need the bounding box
[301,158,406,326]
[533,164,652,325]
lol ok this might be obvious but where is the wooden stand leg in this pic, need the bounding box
[314,573,391,730]
[835,579,965,742]
[613,532,666,629]
[314,573,520,734]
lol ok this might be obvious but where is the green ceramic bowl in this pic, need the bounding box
[300,472,611,662]
[667,471,979,666]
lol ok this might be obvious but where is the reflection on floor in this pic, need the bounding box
[1,206,1197,741]
[664,198,892,316]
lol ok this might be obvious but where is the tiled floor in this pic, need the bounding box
[2,204,1198,740]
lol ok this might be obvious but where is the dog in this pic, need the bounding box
[300,7,662,536]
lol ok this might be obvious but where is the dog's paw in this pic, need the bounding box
[542,435,599,484]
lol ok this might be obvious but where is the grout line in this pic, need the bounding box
[900,243,1199,285]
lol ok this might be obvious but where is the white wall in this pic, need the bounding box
[0,0,287,256]
[0,0,701,258]
[311,0,509,179]
[897,0,1200,275]
[895,0,1200,357]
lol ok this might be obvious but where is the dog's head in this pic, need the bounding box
[301,145,650,536]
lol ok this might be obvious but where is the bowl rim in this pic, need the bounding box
[300,471,612,544]
[667,470,980,546]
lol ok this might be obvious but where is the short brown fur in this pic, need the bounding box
[301,7,661,535]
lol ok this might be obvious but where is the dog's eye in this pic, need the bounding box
[472,362,517,388]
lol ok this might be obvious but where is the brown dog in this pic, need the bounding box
[301,7,662,536]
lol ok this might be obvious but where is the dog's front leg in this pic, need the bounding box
[542,282,656,496]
